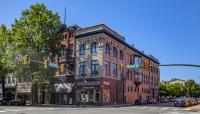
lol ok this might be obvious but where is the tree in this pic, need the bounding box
[0,24,15,97]
[159,83,169,97]
[12,3,62,54]
[185,80,199,97]
[11,3,62,104]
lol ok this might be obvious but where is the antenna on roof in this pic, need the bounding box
[63,7,67,25]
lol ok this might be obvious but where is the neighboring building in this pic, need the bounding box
[74,24,160,105]
[50,24,81,105]
[162,78,186,85]
[5,74,17,100]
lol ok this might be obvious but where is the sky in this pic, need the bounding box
[0,0,200,83]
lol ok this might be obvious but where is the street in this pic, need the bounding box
[0,105,199,114]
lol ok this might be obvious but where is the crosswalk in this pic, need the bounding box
[0,107,57,113]
[130,106,182,111]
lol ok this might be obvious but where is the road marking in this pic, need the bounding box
[0,110,6,113]
[172,108,180,111]
[4,109,20,111]
[149,107,159,110]
[160,108,170,110]
[138,107,148,109]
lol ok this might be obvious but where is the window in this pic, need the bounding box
[112,47,117,58]
[134,56,142,65]
[119,50,123,60]
[80,44,86,55]
[79,62,86,76]
[104,61,110,76]
[60,47,66,56]
[112,63,118,77]
[104,43,110,54]
[119,68,124,80]
[91,60,99,75]
[130,55,132,64]
[91,42,99,53]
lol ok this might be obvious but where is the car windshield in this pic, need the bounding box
[176,98,185,101]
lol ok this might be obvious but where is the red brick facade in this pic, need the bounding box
[74,24,160,105]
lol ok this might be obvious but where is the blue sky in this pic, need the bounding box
[0,0,200,83]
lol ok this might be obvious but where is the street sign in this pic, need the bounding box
[49,63,59,68]
[126,64,140,69]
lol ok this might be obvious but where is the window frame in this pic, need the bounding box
[91,60,99,76]
[91,42,99,54]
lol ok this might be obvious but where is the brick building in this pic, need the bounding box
[74,24,160,105]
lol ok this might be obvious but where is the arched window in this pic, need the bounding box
[80,44,86,55]
[112,47,117,57]
[91,42,99,53]
[104,43,110,54]
[119,50,123,60]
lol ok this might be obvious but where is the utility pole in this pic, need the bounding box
[83,73,86,107]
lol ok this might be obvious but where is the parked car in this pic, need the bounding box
[197,98,200,104]
[8,99,26,106]
[0,97,9,105]
[147,99,157,104]
[194,98,200,105]
[160,98,169,103]
[135,99,147,105]
[174,97,190,107]
[189,98,196,106]
[168,98,176,102]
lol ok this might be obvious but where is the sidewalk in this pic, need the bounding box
[25,103,135,108]
[184,105,200,112]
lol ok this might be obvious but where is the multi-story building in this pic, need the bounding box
[161,78,185,85]
[74,24,160,105]
[50,24,83,105]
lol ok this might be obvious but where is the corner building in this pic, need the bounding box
[74,24,160,105]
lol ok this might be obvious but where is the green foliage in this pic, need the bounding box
[10,3,63,85]
[12,3,62,54]
[0,24,15,76]
[159,80,200,97]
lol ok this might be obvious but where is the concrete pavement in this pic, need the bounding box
[0,105,199,114]
[184,104,200,112]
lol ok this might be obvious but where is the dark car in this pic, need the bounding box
[147,99,157,104]
[0,98,10,105]
[8,99,26,106]
[174,98,190,107]
[160,98,169,103]
[135,99,147,105]
[168,98,176,102]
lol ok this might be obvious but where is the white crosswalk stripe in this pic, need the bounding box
[4,109,20,111]
[131,106,183,111]
[0,110,6,113]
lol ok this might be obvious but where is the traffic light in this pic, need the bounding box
[143,60,148,70]
[60,63,65,73]
[23,55,29,65]
[119,64,123,71]
[44,59,48,69]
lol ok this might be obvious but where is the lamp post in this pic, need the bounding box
[82,73,86,107]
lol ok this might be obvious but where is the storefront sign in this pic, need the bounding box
[16,82,32,93]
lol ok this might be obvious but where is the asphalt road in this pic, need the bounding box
[0,106,198,114]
